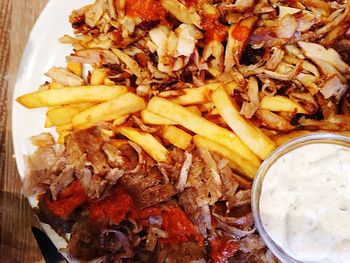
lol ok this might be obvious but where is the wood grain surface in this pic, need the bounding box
[1,0,47,262]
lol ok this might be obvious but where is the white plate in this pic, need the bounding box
[12,0,93,255]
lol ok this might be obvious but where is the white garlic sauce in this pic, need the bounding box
[260,143,350,263]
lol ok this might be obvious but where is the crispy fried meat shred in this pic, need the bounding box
[26,129,269,262]
[24,0,350,261]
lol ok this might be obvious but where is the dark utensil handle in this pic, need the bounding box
[31,226,67,263]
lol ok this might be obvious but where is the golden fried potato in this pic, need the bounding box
[147,97,261,167]
[44,117,54,128]
[212,86,276,160]
[260,95,307,114]
[186,106,201,116]
[166,83,221,105]
[141,110,177,125]
[90,69,107,85]
[162,126,192,150]
[47,106,80,126]
[119,127,169,162]
[193,135,258,179]
[67,61,83,77]
[58,130,72,144]
[112,115,130,126]
[72,92,145,129]
[56,123,73,134]
[109,139,129,148]
[17,85,127,108]
[49,81,64,89]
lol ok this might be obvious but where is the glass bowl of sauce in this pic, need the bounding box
[252,133,350,263]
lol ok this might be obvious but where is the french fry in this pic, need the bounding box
[58,131,71,144]
[162,126,192,150]
[17,85,128,108]
[225,82,239,95]
[260,95,307,114]
[39,83,50,91]
[141,109,177,125]
[164,83,221,105]
[200,102,218,115]
[49,81,64,89]
[147,97,261,167]
[90,69,107,85]
[44,117,54,128]
[67,61,83,77]
[212,86,276,160]
[112,115,130,126]
[109,139,129,148]
[119,127,169,162]
[72,92,146,129]
[70,102,97,111]
[193,135,258,178]
[104,78,115,85]
[56,123,73,134]
[49,103,96,128]
[47,106,80,126]
[186,106,201,116]
[232,174,252,190]
[100,128,115,138]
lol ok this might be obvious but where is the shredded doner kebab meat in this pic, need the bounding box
[18,0,350,262]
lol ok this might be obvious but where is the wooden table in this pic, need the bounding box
[1,0,47,262]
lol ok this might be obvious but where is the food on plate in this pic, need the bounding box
[16,85,127,108]
[16,0,350,261]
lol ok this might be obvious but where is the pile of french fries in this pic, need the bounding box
[17,61,350,183]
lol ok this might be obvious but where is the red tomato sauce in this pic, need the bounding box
[202,15,227,43]
[210,238,239,263]
[46,181,87,218]
[136,206,163,227]
[134,204,203,245]
[89,187,134,224]
[45,182,202,246]
[231,25,251,41]
[124,0,167,22]
[161,205,203,245]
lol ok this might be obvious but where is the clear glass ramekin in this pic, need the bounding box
[251,133,350,263]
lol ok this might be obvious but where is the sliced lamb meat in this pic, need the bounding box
[23,145,65,196]
[102,142,126,168]
[74,130,110,175]
[239,234,266,253]
[30,132,55,147]
[36,193,74,236]
[135,184,177,209]
[50,165,75,201]
[158,242,206,263]
[158,148,186,184]
[65,134,87,173]
[68,220,135,261]
[231,235,272,263]
[120,167,163,191]
[68,220,102,260]
[120,166,177,209]
[218,161,240,209]
[179,187,212,238]
[85,174,108,199]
